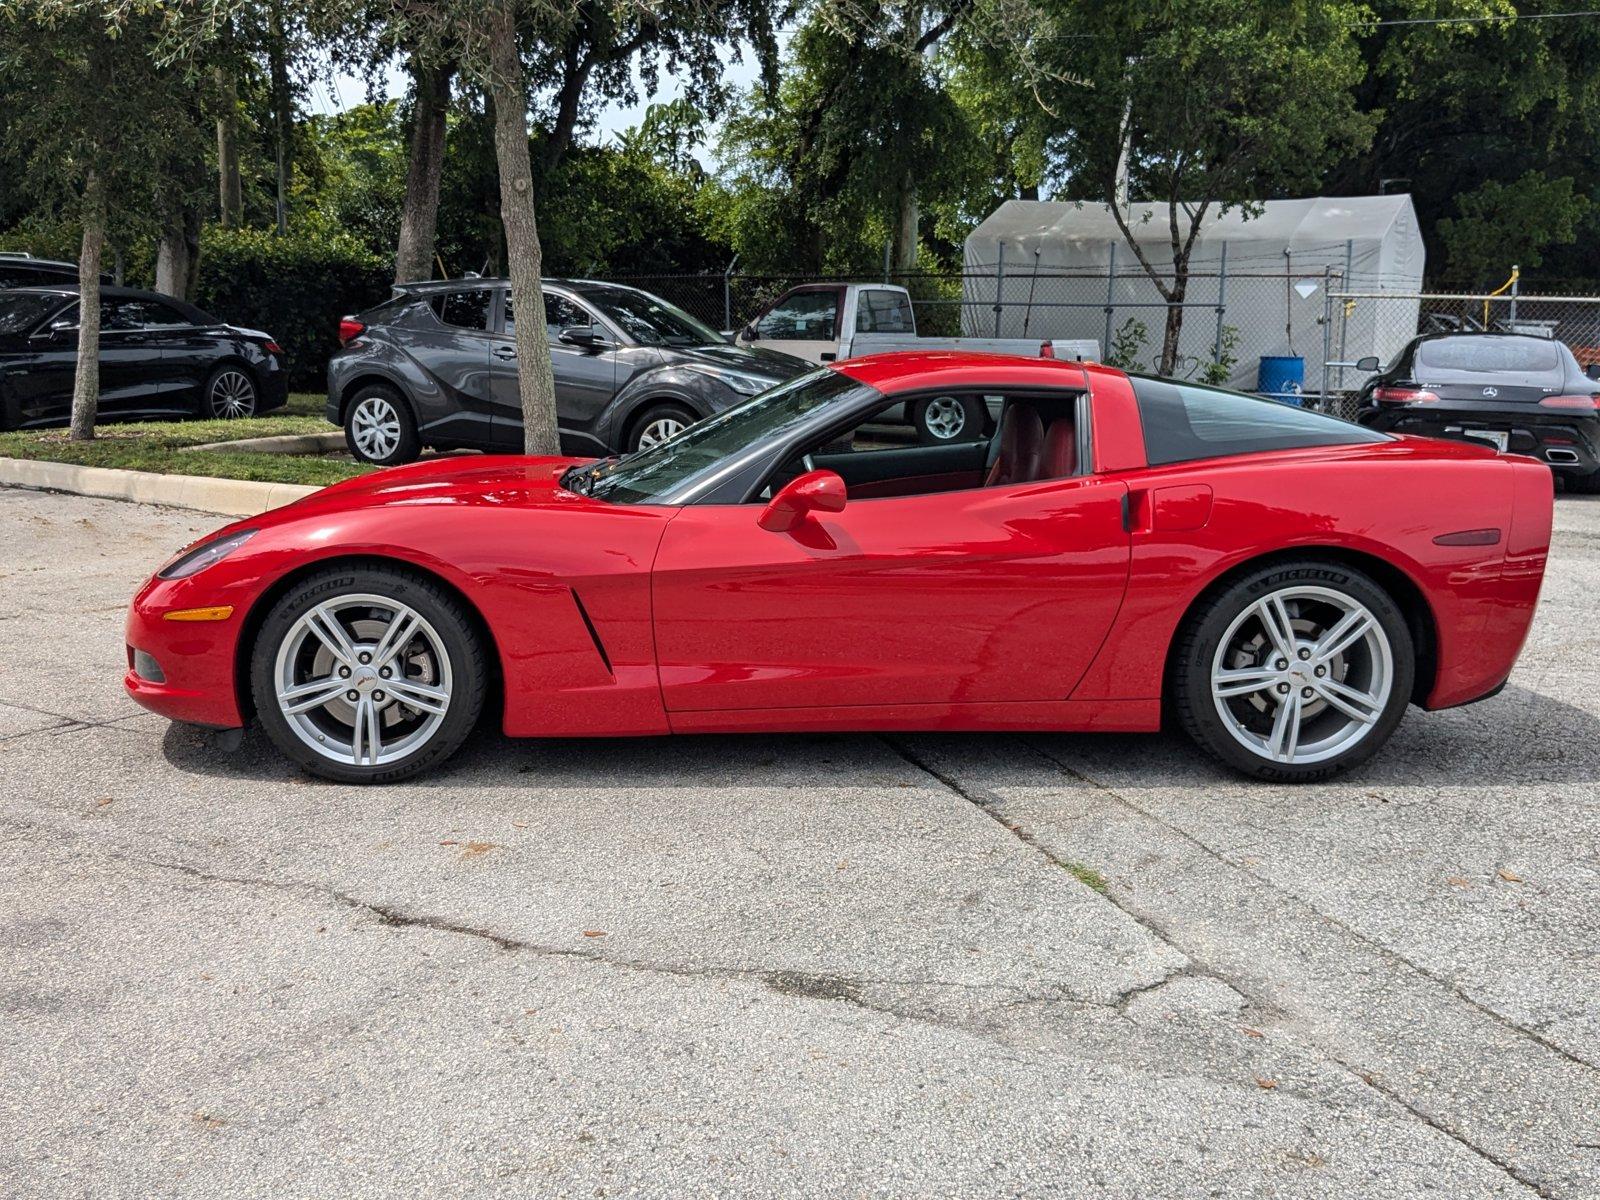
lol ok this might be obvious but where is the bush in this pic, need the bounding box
[195,224,391,389]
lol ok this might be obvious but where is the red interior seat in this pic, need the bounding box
[1040,418,1076,478]
[986,405,1045,486]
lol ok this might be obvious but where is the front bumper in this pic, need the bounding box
[123,576,247,728]
[1359,403,1600,475]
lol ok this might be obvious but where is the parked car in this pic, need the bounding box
[733,282,1100,443]
[0,286,287,429]
[125,354,1550,785]
[0,251,112,290]
[326,278,811,465]
[1353,331,1600,492]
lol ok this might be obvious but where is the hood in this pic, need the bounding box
[666,341,811,379]
[273,455,594,521]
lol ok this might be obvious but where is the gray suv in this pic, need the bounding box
[326,277,810,465]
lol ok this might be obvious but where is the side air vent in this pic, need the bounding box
[569,588,614,676]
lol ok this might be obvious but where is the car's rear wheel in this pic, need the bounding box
[629,402,696,452]
[911,394,985,444]
[250,565,487,783]
[1172,560,1414,782]
[345,385,420,466]
[204,365,258,419]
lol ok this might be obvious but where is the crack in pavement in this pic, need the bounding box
[0,815,1135,1042]
[881,734,1564,1200]
[1021,737,1600,1075]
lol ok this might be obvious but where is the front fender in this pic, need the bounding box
[595,366,728,450]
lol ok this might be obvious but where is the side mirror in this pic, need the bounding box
[1355,356,1381,372]
[558,325,610,350]
[741,323,760,342]
[758,468,846,533]
[1586,364,1600,381]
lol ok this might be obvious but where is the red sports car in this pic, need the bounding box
[125,353,1552,784]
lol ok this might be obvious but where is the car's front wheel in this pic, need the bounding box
[345,386,420,466]
[1171,560,1414,782]
[204,365,259,419]
[629,402,696,452]
[250,565,487,783]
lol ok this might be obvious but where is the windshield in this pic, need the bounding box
[1415,336,1564,380]
[0,292,67,336]
[572,368,866,504]
[584,286,722,347]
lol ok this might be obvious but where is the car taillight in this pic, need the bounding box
[263,340,282,355]
[1039,341,1055,359]
[1374,386,1440,405]
[1538,394,1600,410]
[337,318,365,345]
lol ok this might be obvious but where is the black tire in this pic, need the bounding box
[628,401,696,452]
[1171,560,1414,783]
[911,394,985,444]
[203,364,259,419]
[1562,469,1600,494]
[250,564,487,783]
[344,384,420,466]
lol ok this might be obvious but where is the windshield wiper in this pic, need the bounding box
[560,455,621,496]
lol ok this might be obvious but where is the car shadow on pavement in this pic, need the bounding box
[158,681,1600,790]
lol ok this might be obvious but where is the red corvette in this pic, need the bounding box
[125,352,1552,784]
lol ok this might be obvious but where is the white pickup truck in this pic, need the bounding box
[733,282,1099,443]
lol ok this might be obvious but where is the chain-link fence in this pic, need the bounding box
[591,268,1600,423]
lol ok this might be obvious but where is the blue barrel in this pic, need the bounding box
[1256,355,1305,406]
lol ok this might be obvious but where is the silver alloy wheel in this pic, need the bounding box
[922,396,967,440]
[637,415,686,449]
[210,369,257,419]
[273,594,453,768]
[350,396,402,461]
[1210,585,1393,766]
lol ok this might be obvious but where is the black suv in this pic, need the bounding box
[1355,332,1600,492]
[326,278,810,465]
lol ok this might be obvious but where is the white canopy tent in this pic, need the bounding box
[961,195,1425,392]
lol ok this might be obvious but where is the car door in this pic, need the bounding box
[110,297,201,415]
[43,299,161,418]
[650,473,1132,713]
[489,289,619,451]
[1,297,77,425]
[737,287,844,364]
[401,289,497,447]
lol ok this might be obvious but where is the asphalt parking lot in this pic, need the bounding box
[1,485,1597,1199]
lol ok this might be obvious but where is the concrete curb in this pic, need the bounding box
[0,457,320,516]
[182,431,346,455]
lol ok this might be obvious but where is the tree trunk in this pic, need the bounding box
[486,0,559,457]
[215,66,243,228]
[1159,273,1187,376]
[268,0,293,235]
[394,58,452,284]
[70,175,105,443]
[155,202,201,299]
[890,166,918,274]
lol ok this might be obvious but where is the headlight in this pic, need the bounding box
[158,529,257,579]
[702,367,774,396]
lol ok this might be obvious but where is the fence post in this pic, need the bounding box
[1104,243,1117,357]
[1320,264,1333,410]
[722,254,739,332]
[1509,264,1520,324]
[1211,242,1228,369]
[994,242,1006,338]
[1338,239,1353,388]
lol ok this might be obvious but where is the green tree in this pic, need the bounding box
[1042,0,1375,373]
[0,1,210,439]
[1437,171,1592,282]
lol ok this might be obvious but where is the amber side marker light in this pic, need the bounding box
[162,606,235,622]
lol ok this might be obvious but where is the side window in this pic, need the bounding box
[111,299,189,329]
[756,291,839,341]
[431,290,491,332]
[1130,377,1388,466]
[855,290,914,334]
[504,292,589,338]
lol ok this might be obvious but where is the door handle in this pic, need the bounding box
[493,346,517,360]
